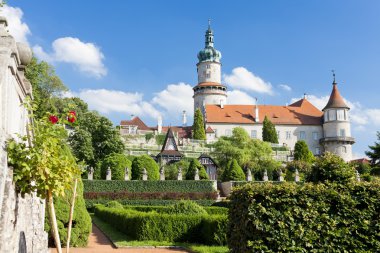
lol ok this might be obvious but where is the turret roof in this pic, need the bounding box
[322,82,349,111]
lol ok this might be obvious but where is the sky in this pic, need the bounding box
[1,0,380,158]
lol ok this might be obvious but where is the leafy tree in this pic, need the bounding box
[285,160,312,181]
[68,129,94,165]
[294,140,315,163]
[307,152,355,183]
[164,159,190,180]
[221,159,245,182]
[251,158,282,181]
[213,127,273,170]
[262,116,278,143]
[100,153,132,180]
[365,131,380,167]
[131,155,160,180]
[185,159,209,180]
[193,108,206,140]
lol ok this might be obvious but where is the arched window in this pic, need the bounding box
[342,146,347,153]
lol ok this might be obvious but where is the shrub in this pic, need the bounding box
[308,152,355,183]
[164,159,190,180]
[131,155,159,180]
[45,179,91,247]
[293,140,315,163]
[84,191,218,200]
[166,200,207,215]
[122,205,228,216]
[262,116,278,143]
[186,159,209,180]
[105,200,124,209]
[94,205,227,245]
[83,180,217,193]
[285,160,312,181]
[228,182,380,252]
[251,158,281,181]
[100,153,131,180]
[155,134,166,145]
[221,159,245,182]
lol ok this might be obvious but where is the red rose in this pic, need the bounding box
[67,111,76,123]
[49,115,59,124]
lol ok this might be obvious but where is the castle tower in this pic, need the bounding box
[320,75,355,161]
[193,21,227,114]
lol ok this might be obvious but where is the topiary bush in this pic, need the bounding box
[221,159,245,182]
[45,179,91,247]
[131,154,159,180]
[105,200,124,209]
[100,153,131,180]
[186,159,209,180]
[228,182,380,252]
[166,200,207,215]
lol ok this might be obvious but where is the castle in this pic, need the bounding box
[121,23,355,162]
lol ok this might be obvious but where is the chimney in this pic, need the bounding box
[157,115,162,134]
[255,98,259,122]
[220,99,224,109]
[182,110,187,127]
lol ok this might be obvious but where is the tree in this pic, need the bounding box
[294,140,315,163]
[366,131,380,167]
[307,152,354,183]
[131,155,160,180]
[213,127,273,169]
[221,159,245,182]
[193,108,206,140]
[262,116,278,143]
[164,159,190,180]
[100,153,132,180]
[185,159,209,180]
[68,129,94,165]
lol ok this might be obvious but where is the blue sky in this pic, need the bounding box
[2,1,380,158]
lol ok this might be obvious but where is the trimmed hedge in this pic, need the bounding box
[228,182,380,252]
[84,191,218,200]
[83,180,217,193]
[94,204,227,245]
[121,205,228,216]
[86,199,215,210]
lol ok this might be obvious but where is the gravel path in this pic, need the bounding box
[50,223,189,253]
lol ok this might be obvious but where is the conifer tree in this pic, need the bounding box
[262,116,278,143]
[186,159,209,180]
[366,131,380,167]
[294,140,315,164]
[221,159,245,182]
[193,108,206,140]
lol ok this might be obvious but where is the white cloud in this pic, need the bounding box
[227,90,256,104]
[78,89,160,118]
[1,5,31,44]
[151,82,194,119]
[33,37,107,78]
[223,67,273,95]
[278,84,292,92]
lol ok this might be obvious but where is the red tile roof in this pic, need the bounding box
[120,116,150,130]
[205,98,323,125]
[323,83,349,110]
[205,126,215,133]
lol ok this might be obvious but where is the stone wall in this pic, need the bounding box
[0,16,48,252]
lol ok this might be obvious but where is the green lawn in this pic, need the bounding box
[91,214,229,253]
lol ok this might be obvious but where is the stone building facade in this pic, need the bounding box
[0,16,48,252]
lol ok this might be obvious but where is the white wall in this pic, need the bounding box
[197,62,221,84]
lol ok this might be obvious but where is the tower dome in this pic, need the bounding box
[197,23,222,63]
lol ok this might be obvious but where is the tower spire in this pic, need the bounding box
[332,69,336,85]
[205,19,214,48]
[208,18,211,30]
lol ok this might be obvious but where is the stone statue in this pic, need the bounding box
[278,169,284,182]
[295,169,300,182]
[88,167,94,180]
[355,169,361,182]
[246,168,252,182]
[106,167,112,180]
[124,167,130,181]
[263,169,268,182]
[142,168,148,181]
[160,167,165,181]
[177,167,183,181]
[194,168,200,180]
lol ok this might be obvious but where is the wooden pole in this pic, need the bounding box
[47,190,62,253]
[66,178,78,253]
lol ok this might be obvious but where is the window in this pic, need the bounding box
[324,113,328,122]
[342,146,347,153]
[312,132,319,140]
[214,129,218,137]
[337,110,345,121]
[225,129,232,136]
[251,130,257,139]
[329,110,336,121]
[286,131,291,140]
[206,64,210,69]
[206,73,210,78]
[299,131,306,140]
[277,131,280,139]
[315,147,321,155]
[340,129,346,137]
